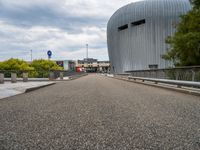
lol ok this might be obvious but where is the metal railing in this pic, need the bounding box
[0,70,87,83]
[128,76,200,88]
[125,66,200,82]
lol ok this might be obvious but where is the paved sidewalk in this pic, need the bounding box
[0,81,55,99]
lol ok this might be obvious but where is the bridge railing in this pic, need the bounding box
[0,70,86,83]
[128,76,200,88]
[125,66,200,82]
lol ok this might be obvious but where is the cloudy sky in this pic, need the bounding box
[0,0,139,61]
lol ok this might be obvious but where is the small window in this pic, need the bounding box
[118,24,128,31]
[132,19,145,26]
[149,64,158,69]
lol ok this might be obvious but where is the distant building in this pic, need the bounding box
[54,60,76,71]
[98,61,111,73]
[76,58,110,73]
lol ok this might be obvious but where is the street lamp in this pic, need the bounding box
[86,44,88,59]
[30,49,32,62]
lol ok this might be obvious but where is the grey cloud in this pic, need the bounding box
[0,1,107,33]
[0,0,135,61]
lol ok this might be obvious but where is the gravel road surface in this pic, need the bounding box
[0,74,200,150]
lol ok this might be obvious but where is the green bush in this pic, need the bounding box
[0,58,63,78]
[30,59,63,78]
[0,58,34,77]
[0,58,33,71]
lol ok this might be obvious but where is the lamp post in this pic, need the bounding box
[86,44,88,59]
[86,44,88,72]
[30,49,32,62]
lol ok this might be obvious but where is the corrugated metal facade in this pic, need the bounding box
[107,0,191,73]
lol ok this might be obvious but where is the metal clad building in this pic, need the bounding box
[107,0,191,73]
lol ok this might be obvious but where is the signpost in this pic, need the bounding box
[47,50,53,80]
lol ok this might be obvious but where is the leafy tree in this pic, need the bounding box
[0,58,33,71]
[0,58,35,77]
[162,0,200,66]
[31,59,63,71]
[0,58,62,78]
[30,59,63,78]
[191,0,200,9]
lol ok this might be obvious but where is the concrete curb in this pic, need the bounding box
[5,78,49,81]
[68,74,88,81]
[109,76,200,97]
[55,74,88,82]
[0,82,56,100]
[25,82,56,93]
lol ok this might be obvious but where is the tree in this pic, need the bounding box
[191,0,200,9]
[31,59,63,71]
[30,59,63,78]
[0,58,35,77]
[162,1,200,66]
[0,58,33,71]
[0,58,63,78]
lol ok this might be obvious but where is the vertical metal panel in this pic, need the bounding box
[107,0,191,73]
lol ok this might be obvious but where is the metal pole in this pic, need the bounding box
[86,44,88,73]
[31,50,32,62]
[48,57,50,79]
[86,44,88,59]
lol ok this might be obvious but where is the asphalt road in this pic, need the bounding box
[0,74,200,150]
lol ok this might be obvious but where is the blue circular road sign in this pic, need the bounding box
[47,50,52,58]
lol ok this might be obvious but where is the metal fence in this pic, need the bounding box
[0,70,86,80]
[125,66,200,82]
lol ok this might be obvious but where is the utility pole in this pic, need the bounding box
[30,49,32,62]
[86,44,88,59]
[86,44,89,73]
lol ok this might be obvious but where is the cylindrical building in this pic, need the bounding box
[107,0,191,73]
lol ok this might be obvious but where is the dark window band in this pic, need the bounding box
[118,24,128,31]
[132,19,145,26]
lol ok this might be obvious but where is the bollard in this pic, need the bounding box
[11,73,17,83]
[0,73,4,84]
[60,72,64,80]
[23,73,28,82]
[49,72,54,81]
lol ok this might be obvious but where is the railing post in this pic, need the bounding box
[148,71,151,78]
[60,72,64,80]
[191,70,195,81]
[11,73,17,83]
[160,70,164,79]
[0,73,4,84]
[155,70,158,78]
[23,72,28,82]
[175,71,179,80]
[146,71,148,78]
[153,71,156,78]
[49,72,54,80]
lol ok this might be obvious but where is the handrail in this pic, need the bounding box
[126,66,200,73]
[128,76,200,88]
